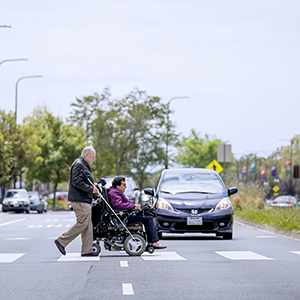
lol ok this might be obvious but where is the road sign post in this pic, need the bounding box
[217,144,232,183]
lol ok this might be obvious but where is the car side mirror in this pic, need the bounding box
[144,188,154,196]
[228,187,238,197]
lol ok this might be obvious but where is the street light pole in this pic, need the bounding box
[15,75,43,122]
[0,58,28,66]
[165,96,189,169]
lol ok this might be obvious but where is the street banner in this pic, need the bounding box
[250,162,255,173]
[242,165,247,175]
[260,168,266,180]
[285,159,291,172]
[271,165,276,177]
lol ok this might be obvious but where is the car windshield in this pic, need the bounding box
[160,172,225,194]
[6,191,28,198]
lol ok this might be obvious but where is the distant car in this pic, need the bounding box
[265,199,273,207]
[144,168,238,240]
[140,191,151,204]
[28,191,47,213]
[2,189,30,213]
[271,195,297,208]
[103,176,141,204]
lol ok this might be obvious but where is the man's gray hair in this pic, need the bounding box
[81,146,95,157]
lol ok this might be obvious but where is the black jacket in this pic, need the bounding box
[68,156,94,204]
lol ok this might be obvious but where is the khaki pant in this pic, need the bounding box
[57,201,93,255]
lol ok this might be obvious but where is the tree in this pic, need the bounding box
[24,107,85,208]
[176,130,225,168]
[69,88,178,189]
[0,110,15,198]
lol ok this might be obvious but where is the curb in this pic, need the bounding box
[234,216,300,241]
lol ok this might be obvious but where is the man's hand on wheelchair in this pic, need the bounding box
[92,192,101,202]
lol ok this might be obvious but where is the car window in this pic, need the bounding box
[6,191,28,198]
[160,173,225,194]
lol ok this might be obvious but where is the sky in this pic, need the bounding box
[1,0,299,160]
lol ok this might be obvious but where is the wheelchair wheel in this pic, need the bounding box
[92,242,101,255]
[124,234,146,256]
[147,246,155,254]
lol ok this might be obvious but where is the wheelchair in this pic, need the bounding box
[91,179,155,256]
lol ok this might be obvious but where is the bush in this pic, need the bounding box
[230,182,265,211]
[46,198,69,210]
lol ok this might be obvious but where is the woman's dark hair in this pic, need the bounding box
[112,176,126,188]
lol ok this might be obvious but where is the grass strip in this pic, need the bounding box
[234,208,300,233]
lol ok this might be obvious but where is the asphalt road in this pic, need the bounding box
[1,210,300,300]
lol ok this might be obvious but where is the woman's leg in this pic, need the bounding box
[129,215,159,244]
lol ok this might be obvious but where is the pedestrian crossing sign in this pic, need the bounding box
[206,159,224,174]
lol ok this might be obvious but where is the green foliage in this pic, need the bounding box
[235,208,300,232]
[230,182,265,211]
[175,130,235,178]
[69,88,177,189]
[24,107,85,208]
[46,198,69,211]
[0,110,15,189]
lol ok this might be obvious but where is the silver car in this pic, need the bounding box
[271,195,297,208]
[2,189,30,213]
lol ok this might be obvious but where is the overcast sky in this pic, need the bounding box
[1,0,299,159]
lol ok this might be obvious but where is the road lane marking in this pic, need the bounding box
[120,261,128,267]
[141,251,186,261]
[0,253,25,263]
[255,236,278,239]
[0,218,27,227]
[290,251,300,256]
[57,253,100,262]
[6,238,31,240]
[122,283,134,295]
[215,251,273,260]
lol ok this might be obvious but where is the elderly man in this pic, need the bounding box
[54,146,100,257]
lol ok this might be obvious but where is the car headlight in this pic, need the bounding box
[157,198,175,212]
[24,200,30,205]
[3,200,8,205]
[215,198,231,211]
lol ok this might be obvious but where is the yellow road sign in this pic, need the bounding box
[273,185,280,192]
[206,159,224,174]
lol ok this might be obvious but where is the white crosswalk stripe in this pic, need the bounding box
[215,251,273,260]
[4,250,300,263]
[0,253,25,263]
[141,251,186,260]
[57,253,100,262]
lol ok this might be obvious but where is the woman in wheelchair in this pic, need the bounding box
[108,176,167,250]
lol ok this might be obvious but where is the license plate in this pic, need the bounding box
[187,217,202,225]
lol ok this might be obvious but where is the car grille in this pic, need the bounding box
[176,208,212,214]
[174,222,215,231]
